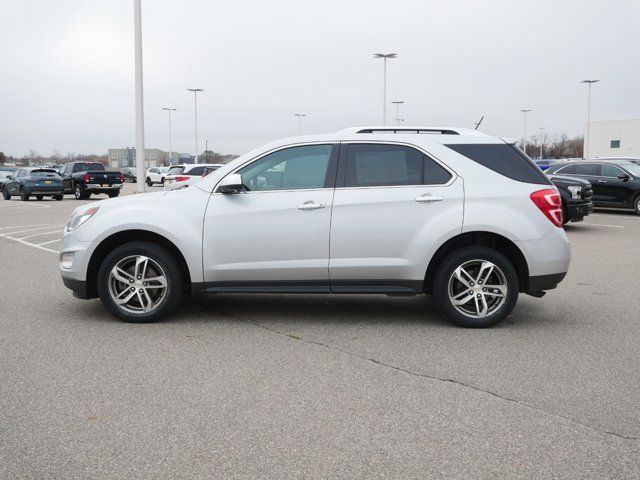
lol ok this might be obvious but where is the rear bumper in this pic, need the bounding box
[85,183,122,190]
[525,272,567,295]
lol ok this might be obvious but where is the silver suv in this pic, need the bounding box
[60,127,570,327]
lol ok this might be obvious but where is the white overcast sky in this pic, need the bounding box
[1,0,639,157]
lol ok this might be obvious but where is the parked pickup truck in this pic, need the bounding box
[547,174,594,224]
[60,162,124,200]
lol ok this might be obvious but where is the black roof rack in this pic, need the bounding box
[356,128,460,135]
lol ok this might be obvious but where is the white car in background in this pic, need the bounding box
[145,167,169,186]
[163,164,223,191]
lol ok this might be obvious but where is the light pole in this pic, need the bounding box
[538,127,545,160]
[391,100,404,126]
[187,88,204,163]
[581,79,600,159]
[374,53,397,125]
[162,107,176,165]
[133,0,146,193]
[294,113,306,135]
[520,109,532,155]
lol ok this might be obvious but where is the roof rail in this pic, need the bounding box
[336,126,487,136]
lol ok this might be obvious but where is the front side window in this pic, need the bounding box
[601,164,624,177]
[575,164,600,176]
[238,145,334,191]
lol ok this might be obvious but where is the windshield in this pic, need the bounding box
[0,171,10,178]
[30,170,59,178]
[621,162,640,177]
[168,166,185,175]
[74,162,105,172]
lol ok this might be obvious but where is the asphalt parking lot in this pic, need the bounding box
[1,185,639,479]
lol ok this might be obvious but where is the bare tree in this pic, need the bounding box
[0,152,6,165]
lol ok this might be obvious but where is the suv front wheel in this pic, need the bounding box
[97,241,183,323]
[433,247,518,328]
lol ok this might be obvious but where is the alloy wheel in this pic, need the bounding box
[447,259,508,318]
[108,255,168,314]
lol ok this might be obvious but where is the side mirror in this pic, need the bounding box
[618,173,631,181]
[218,173,244,193]
[6,175,12,180]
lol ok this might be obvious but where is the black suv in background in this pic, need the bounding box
[546,174,593,224]
[546,160,640,215]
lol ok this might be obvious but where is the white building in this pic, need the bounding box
[107,148,188,168]
[586,119,640,159]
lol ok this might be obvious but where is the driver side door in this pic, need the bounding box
[202,144,339,291]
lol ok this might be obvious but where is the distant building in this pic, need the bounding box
[108,148,188,168]
[586,119,640,158]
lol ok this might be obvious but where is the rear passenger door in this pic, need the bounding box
[599,164,633,206]
[329,142,464,292]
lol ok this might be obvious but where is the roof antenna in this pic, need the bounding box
[474,115,484,130]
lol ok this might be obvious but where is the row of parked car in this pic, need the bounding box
[0,162,225,201]
[538,157,640,222]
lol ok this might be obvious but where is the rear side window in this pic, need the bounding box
[187,166,205,176]
[555,164,576,175]
[575,164,600,176]
[343,144,452,187]
[168,166,185,176]
[446,144,551,185]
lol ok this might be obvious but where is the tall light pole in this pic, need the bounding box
[374,53,397,125]
[294,113,306,135]
[538,127,545,160]
[187,88,204,163]
[391,100,404,126]
[520,109,532,155]
[581,79,600,159]
[162,107,176,165]
[133,0,146,193]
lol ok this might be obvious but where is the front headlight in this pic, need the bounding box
[567,185,582,199]
[65,206,100,234]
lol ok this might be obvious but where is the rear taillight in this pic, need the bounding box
[120,174,125,183]
[175,176,190,182]
[84,174,91,183]
[530,189,563,227]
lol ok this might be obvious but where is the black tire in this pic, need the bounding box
[53,194,63,201]
[160,177,165,185]
[562,204,570,225]
[97,241,183,323]
[2,188,10,200]
[146,177,152,187]
[74,183,89,200]
[633,195,640,216]
[432,247,519,328]
[36,195,43,201]
[108,191,120,198]
[20,187,29,201]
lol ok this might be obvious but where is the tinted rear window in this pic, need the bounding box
[186,166,205,176]
[73,162,104,172]
[446,144,551,185]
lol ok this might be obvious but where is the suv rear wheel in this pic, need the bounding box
[633,195,640,216]
[97,241,183,323]
[433,247,518,328]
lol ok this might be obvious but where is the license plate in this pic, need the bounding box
[102,183,109,187]
[44,180,52,184]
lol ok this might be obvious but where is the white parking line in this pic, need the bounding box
[581,222,624,229]
[18,229,64,240]
[37,238,62,246]
[0,202,50,209]
[0,223,62,254]
[5,225,64,235]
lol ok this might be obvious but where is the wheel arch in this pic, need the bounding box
[85,229,192,299]
[423,231,530,294]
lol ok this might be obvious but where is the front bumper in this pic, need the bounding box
[566,201,593,221]
[62,277,90,299]
[59,231,98,299]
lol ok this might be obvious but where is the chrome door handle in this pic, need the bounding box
[596,180,607,183]
[415,194,444,203]
[297,201,326,210]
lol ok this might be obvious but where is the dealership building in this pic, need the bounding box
[586,119,640,158]
[107,148,189,168]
